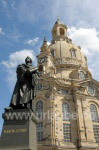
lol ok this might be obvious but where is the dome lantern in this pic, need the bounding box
[51,17,68,41]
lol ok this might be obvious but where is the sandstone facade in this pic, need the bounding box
[33,18,99,150]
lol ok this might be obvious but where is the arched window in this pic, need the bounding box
[71,49,76,58]
[93,125,99,143]
[90,104,99,143]
[36,101,43,141]
[39,65,43,72]
[60,28,65,35]
[62,103,70,121]
[79,71,85,80]
[36,101,43,119]
[90,104,98,123]
[62,103,71,142]
[51,50,55,57]
[37,122,43,142]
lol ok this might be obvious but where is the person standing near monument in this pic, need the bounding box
[6,56,38,111]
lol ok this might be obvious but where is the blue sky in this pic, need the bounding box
[0,0,99,132]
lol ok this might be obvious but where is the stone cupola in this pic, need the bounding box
[51,17,68,41]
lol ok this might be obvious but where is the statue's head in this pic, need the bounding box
[25,56,32,65]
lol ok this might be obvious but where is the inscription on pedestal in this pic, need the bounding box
[0,109,38,150]
[3,128,27,134]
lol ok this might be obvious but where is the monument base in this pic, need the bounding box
[0,109,38,150]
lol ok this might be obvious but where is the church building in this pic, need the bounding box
[33,18,99,150]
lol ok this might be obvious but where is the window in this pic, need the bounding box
[51,50,54,57]
[58,89,68,94]
[60,28,65,35]
[90,104,99,143]
[61,89,68,94]
[39,65,43,72]
[79,71,85,80]
[62,103,71,142]
[93,125,99,143]
[63,124,71,142]
[88,85,95,96]
[62,103,70,121]
[36,101,43,119]
[71,49,76,58]
[36,101,43,141]
[90,104,98,123]
[37,122,43,141]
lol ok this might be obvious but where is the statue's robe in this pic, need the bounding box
[10,64,38,106]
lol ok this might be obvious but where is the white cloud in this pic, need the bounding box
[1,49,37,91]
[47,42,51,45]
[0,27,4,35]
[16,0,99,29]
[25,37,39,46]
[68,27,99,55]
[2,0,99,30]
[68,27,99,81]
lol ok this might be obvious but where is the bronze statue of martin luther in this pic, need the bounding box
[6,56,38,111]
[0,56,39,150]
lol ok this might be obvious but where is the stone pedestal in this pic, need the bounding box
[0,109,38,150]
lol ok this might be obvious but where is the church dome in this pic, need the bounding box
[50,18,88,69]
[49,40,87,68]
[37,18,91,80]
